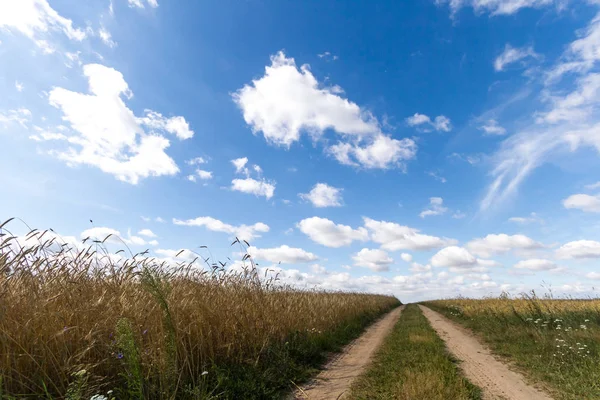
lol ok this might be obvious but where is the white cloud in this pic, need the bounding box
[128,0,159,8]
[231,157,249,174]
[427,171,447,183]
[15,81,24,92]
[247,245,318,264]
[466,233,543,258]
[513,259,560,271]
[155,248,198,264]
[81,226,150,247]
[155,217,165,223]
[233,51,416,170]
[138,228,156,238]
[587,271,600,279]
[481,14,600,211]
[436,0,559,17]
[173,216,269,242]
[352,248,393,272]
[452,211,466,219]
[494,44,540,72]
[364,217,456,251]
[298,217,368,248]
[328,135,417,170]
[563,193,600,213]
[431,246,495,272]
[585,181,600,190]
[0,0,86,51]
[401,253,413,263]
[138,110,194,140]
[46,64,193,184]
[187,157,207,166]
[431,246,477,268]
[231,178,275,199]
[299,183,343,207]
[188,169,213,182]
[419,197,448,218]
[556,240,600,259]
[508,212,544,224]
[450,152,481,165]
[0,108,31,127]
[317,51,338,61]
[81,227,121,243]
[232,51,380,147]
[479,119,507,135]
[98,27,116,48]
[405,113,452,132]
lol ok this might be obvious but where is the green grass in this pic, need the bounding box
[425,299,600,400]
[349,304,481,400]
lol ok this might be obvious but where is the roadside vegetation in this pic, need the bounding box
[349,304,481,400]
[0,220,400,399]
[425,296,600,400]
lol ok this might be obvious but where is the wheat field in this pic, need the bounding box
[0,220,399,399]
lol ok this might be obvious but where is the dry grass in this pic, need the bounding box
[0,220,399,399]
[425,296,600,399]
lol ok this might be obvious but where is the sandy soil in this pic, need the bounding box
[293,306,404,400]
[419,305,553,400]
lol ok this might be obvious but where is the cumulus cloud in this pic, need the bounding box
[138,229,156,238]
[327,135,417,170]
[247,245,318,264]
[479,119,507,135]
[232,51,417,170]
[298,217,368,248]
[419,197,448,218]
[556,240,600,259]
[563,193,600,213]
[363,217,456,251]
[352,248,394,272]
[233,51,379,147]
[466,233,543,258]
[80,227,152,247]
[405,113,452,132]
[138,110,194,140]
[46,64,193,184]
[187,169,213,182]
[231,157,249,174]
[431,246,496,272]
[230,157,275,199]
[299,183,343,207]
[0,0,86,51]
[401,253,413,262]
[513,259,561,271]
[173,216,269,242]
[494,44,540,71]
[231,178,275,199]
[154,248,198,264]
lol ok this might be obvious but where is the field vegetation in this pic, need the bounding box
[425,296,600,400]
[350,304,481,400]
[0,220,399,399]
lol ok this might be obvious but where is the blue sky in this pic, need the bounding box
[2,0,600,302]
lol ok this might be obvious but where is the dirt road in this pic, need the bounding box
[294,306,403,400]
[419,305,553,400]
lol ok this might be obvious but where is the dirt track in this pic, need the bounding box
[294,306,403,400]
[419,305,553,400]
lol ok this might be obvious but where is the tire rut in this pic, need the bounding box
[419,305,553,400]
[293,306,404,400]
